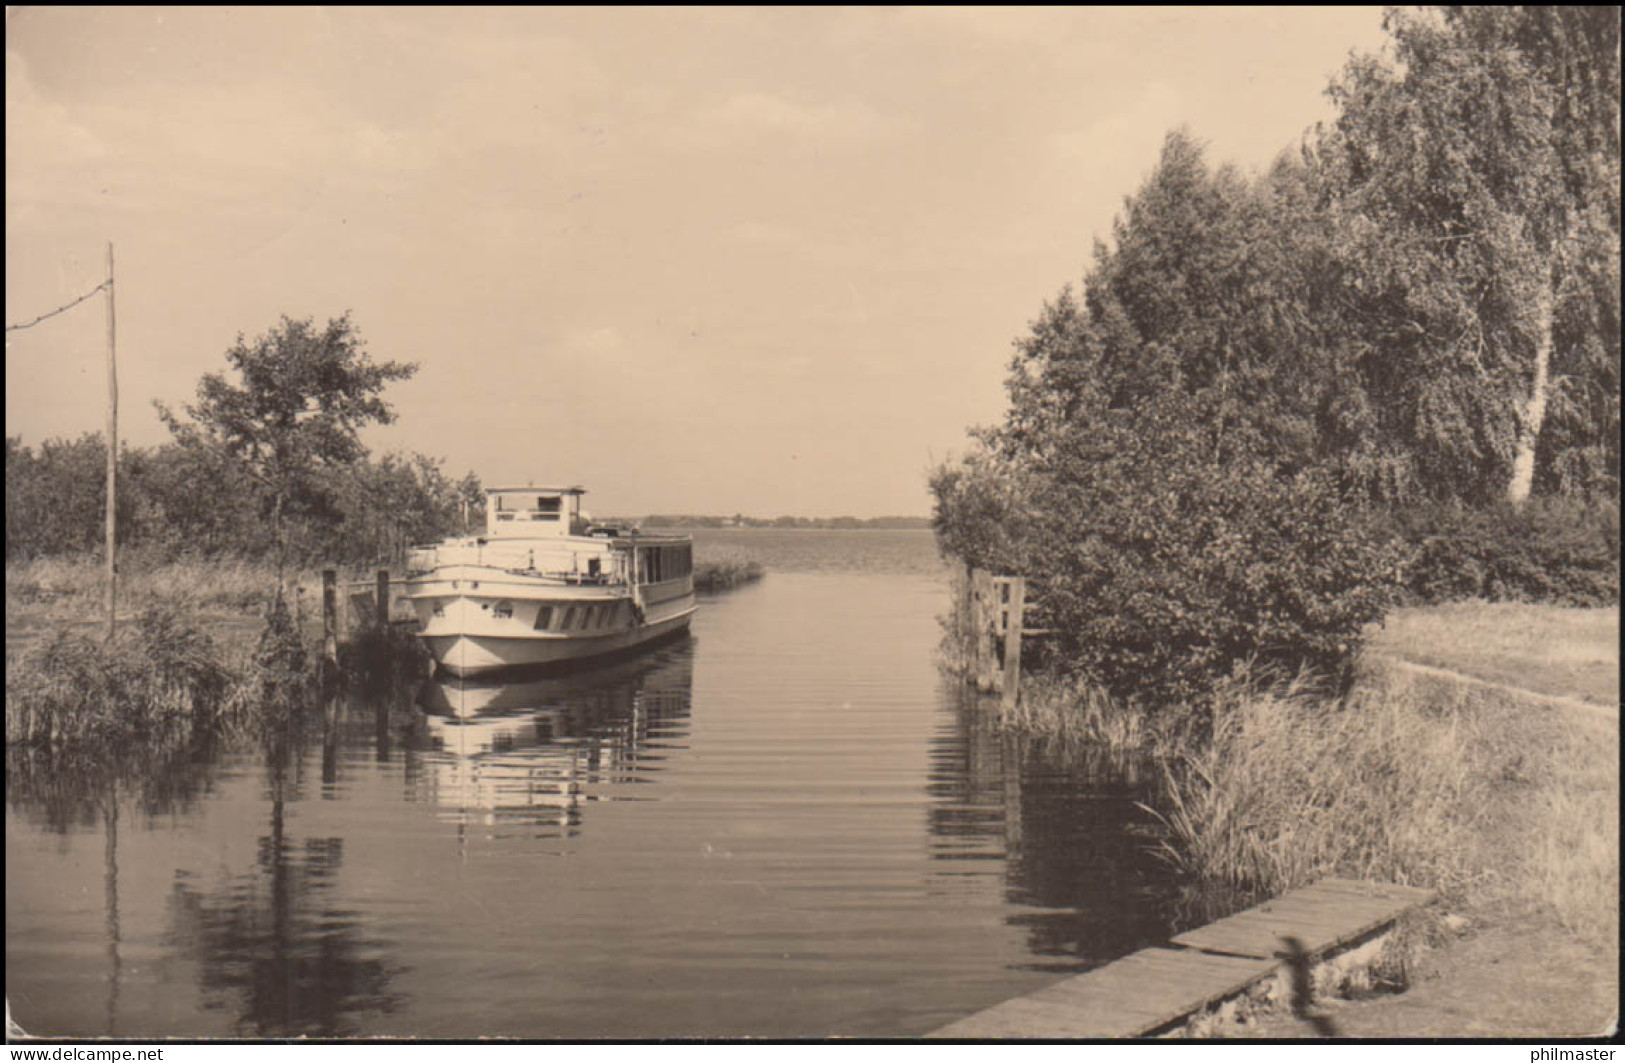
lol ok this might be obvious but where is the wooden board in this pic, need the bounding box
[929,948,1276,1039]
[1170,879,1433,961]
[929,878,1434,1039]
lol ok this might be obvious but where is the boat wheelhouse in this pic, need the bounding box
[403,485,695,677]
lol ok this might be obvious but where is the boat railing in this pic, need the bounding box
[404,541,629,585]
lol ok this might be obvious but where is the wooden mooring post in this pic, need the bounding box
[375,568,391,629]
[964,568,1029,708]
[321,568,339,671]
[1000,576,1024,708]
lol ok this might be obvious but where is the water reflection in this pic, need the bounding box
[7,558,1225,1037]
[103,783,121,1038]
[404,639,695,838]
[7,726,227,1038]
[6,733,225,834]
[166,695,405,1037]
[928,686,1180,974]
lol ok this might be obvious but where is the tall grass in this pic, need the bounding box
[6,551,322,621]
[999,671,1162,752]
[5,605,242,748]
[4,590,342,751]
[1148,660,1618,943]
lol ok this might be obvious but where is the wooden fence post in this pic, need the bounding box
[1001,577,1025,709]
[322,568,339,672]
[984,576,1002,694]
[960,562,974,676]
[375,568,390,629]
[964,566,980,685]
[973,569,995,692]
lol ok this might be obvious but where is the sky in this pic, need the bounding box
[6,7,1390,518]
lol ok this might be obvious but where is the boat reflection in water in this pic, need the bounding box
[405,637,695,838]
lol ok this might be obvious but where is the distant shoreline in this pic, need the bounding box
[613,518,932,531]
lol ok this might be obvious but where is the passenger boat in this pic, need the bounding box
[403,485,695,677]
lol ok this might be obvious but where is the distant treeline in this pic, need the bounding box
[635,514,930,530]
[6,433,480,567]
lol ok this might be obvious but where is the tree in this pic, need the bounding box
[989,131,1359,484]
[326,452,480,564]
[6,434,123,560]
[156,314,416,579]
[1316,7,1621,506]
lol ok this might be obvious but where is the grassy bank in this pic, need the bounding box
[4,552,421,750]
[1369,600,1619,706]
[7,552,322,630]
[1153,662,1617,943]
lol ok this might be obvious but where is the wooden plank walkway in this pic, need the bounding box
[933,947,1276,1039]
[1171,878,1433,960]
[929,878,1433,1039]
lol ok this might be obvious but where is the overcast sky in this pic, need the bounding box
[6,7,1389,518]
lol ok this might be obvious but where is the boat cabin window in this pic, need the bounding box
[534,606,554,631]
[639,543,693,583]
[495,493,562,521]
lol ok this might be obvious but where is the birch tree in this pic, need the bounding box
[1317,6,1620,505]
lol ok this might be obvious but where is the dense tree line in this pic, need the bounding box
[6,433,481,567]
[8,314,481,568]
[932,7,1620,711]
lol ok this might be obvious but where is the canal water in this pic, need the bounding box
[6,530,1189,1039]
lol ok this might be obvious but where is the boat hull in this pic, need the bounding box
[423,608,694,677]
[403,529,696,679]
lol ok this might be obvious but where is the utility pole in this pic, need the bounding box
[105,243,118,642]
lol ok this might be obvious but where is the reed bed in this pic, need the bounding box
[5,605,245,748]
[6,552,323,621]
[1147,661,1618,943]
[942,586,1617,945]
[693,557,765,592]
[997,671,1162,752]
[4,590,365,752]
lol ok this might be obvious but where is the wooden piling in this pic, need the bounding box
[1001,577,1025,708]
[375,569,390,628]
[973,569,996,693]
[322,568,338,671]
[962,569,1031,703]
[959,562,974,671]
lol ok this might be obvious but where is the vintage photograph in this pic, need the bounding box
[6,6,1618,1044]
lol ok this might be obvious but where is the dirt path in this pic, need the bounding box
[1232,917,1618,1039]
[1376,654,1618,719]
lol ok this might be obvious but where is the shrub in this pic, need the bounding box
[1027,445,1402,715]
[252,592,311,702]
[1385,497,1619,606]
[928,450,1035,575]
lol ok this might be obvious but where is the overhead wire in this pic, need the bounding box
[6,280,111,334]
